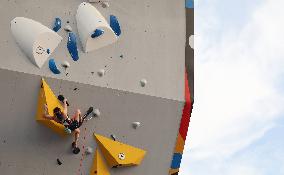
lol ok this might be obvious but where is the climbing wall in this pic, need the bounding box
[0,69,184,175]
[0,0,193,175]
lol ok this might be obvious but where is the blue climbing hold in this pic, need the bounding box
[49,59,61,74]
[47,49,50,54]
[186,0,194,9]
[67,32,79,61]
[171,153,183,169]
[53,18,62,32]
[110,15,121,37]
[91,29,104,38]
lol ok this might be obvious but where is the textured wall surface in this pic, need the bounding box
[0,69,184,175]
[0,0,185,101]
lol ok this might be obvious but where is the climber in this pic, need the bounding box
[43,97,82,149]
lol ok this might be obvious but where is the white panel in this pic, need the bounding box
[76,2,118,53]
[10,17,62,68]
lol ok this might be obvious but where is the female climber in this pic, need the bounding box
[42,97,82,154]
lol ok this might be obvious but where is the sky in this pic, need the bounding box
[180,0,284,175]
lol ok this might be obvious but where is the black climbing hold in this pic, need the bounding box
[74,88,78,91]
[120,54,123,59]
[73,147,80,154]
[57,158,62,165]
[110,134,116,141]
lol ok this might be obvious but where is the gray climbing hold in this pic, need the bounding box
[97,69,106,77]
[93,108,101,117]
[132,122,141,129]
[64,25,72,32]
[101,2,110,8]
[140,79,147,87]
[85,147,93,155]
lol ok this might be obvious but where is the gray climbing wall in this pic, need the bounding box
[0,0,191,175]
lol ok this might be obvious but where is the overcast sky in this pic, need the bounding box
[180,0,284,174]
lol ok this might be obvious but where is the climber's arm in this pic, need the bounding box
[42,104,55,120]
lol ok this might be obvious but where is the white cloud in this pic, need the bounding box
[180,0,284,174]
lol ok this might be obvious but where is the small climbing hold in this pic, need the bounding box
[101,2,110,8]
[67,32,79,61]
[74,88,78,91]
[53,18,62,32]
[120,54,124,59]
[97,69,105,77]
[110,134,116,141]
[132,122,141,129]
[85,147,93,155]
[91,29,104,38]
[64,25,72,32]
[110,15,121,36]
[61,61,70,69]
[93,108,101,117]
[57,158,62,165]
[47,49,50,54]
[189,35,194,49]
[118,153,126,160]
[140,79,147,87]
[49,59,61,74]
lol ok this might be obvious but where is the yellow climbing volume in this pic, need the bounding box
[94,134,147,167]
[90,149,110,175]
[36,78,67,136]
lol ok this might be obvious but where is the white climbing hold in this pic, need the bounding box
[10,17,62,68]
[64,25,72,32]
[93,108,101,117]
[140,79,147,87]
[101,2,110,8]
[189,35,194,49]
[132,122,141,129]
[85,146,93,155]
[118,153,126,160]
[97,69,105,77]
[61,61,70,69]
[76,2,118,53]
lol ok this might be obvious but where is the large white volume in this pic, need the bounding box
[11,17,62,68]
[76,2,118,53]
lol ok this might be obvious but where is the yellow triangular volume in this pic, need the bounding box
[94,134,147,167]
[90,149,110,175]
[36,78,67,136]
